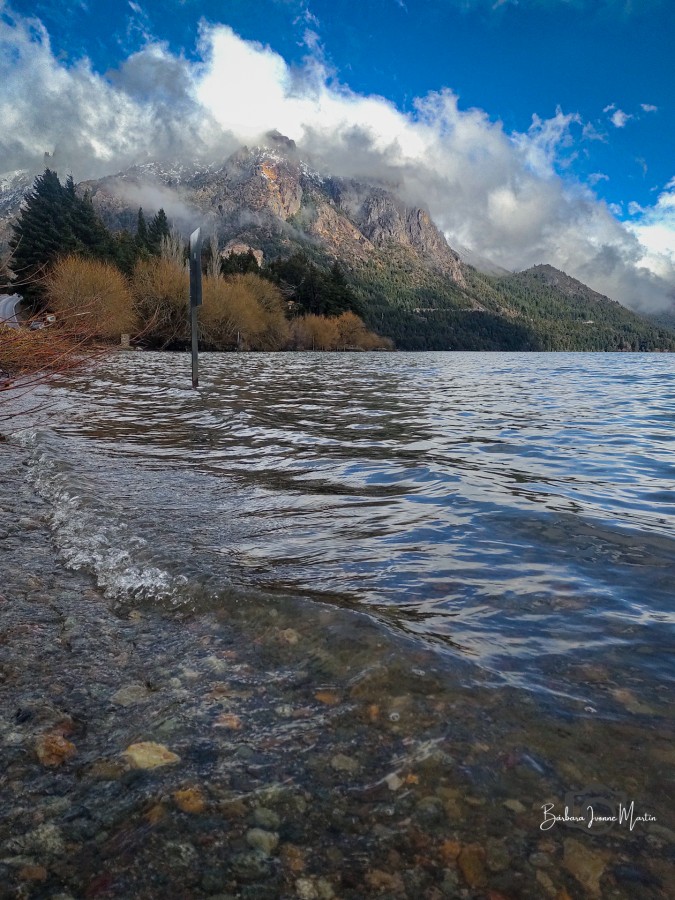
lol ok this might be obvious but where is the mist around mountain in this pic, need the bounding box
[3,145,675,352]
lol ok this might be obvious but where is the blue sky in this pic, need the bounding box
[2,0,675,309]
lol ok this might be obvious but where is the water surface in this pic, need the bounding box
[3,350,674,898]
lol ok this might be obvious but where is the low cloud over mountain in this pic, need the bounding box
[1,7,673,312]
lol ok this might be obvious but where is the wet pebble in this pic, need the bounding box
[122,741,180,769]
[253,807,281,830]
[330,754,360,774]
[457,843,487,888]
[563,838,608,897]
[230,850,274,881]
[110,683,150,706]
[245,828,279,855]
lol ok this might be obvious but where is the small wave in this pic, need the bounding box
[14,429,187,605]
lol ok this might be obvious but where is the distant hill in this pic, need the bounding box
[2,147,674,352]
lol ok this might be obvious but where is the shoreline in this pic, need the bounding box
[1,440,674,898]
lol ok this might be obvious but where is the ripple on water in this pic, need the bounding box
[7,350,675,712]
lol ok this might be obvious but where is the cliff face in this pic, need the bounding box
[45,146,467,285]
[324,178,465,282]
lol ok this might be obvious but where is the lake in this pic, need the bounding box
[2,350,674,898]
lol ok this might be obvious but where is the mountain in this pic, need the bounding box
[2,147,675,352]
[0,170,33,247]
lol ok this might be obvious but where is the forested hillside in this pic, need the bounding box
[4,158,675,352]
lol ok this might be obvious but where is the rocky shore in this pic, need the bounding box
[1,442,673,899]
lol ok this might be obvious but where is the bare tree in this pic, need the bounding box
[206,234,221,280]
[160,229,186,267]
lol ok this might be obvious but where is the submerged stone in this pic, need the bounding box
[246,828,279,855]
[122,741,180,769]
[35,732,76,767]
[174,787,207,814]
[111,683,150,706]
[563,838,607,897]
[330,754,360,774]
[457,844,487,888]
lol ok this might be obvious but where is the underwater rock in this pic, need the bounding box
[563,838,607,896]
[457,844,488,888]
[111,683,150,706]
[330,754,360,774]
[174,787,207,814]
[35,732,76,767]
[253,807,281,830]
[122,741,180,769]
[246,828,279,855]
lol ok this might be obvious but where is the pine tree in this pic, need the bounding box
[70,186,111,259]
[9,169,77,294]
[147,209,170,255]
[136,208,149,251]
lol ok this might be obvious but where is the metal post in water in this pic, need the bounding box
[189,227,203,388]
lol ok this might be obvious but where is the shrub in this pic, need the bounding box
[45,255,135,340]
[132,257,189,349]
[200,273,289,351]
[200,275,265,350]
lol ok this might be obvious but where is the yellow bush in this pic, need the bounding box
[201,273,289,351]
[46,256,135,340]
[290,314,340,350]
[230,274,289,350]
[200,275,265,350]
[132,257,189,349]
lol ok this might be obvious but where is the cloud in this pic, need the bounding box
[609,108,632,128]
[1,11,674,311]
[588,172,609,186]
[641,103,658,113]
[627,179,675,285]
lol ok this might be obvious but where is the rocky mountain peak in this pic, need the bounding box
[0,146,466,286]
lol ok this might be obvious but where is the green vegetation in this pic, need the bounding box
[264,253,361,318]
[345,245,675,351]
[7,168,675,353]
[9,170,177,298]
[6,170,385,353]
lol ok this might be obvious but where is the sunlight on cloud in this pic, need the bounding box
[628,179,675,280]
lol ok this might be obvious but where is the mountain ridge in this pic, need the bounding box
[2,148,674,351]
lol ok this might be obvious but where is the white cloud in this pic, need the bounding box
[627,179,675,283]
[0,12,673,311]
[641,103,658,113]
[588,172,609,186]
[609,108,632,128]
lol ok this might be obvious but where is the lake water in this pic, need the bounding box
[3,350,674,898]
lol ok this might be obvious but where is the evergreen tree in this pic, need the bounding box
[9,169,77,295]
[112,229,141,275]
[147,209,170,255]
[71,188,111,259]
[136,208,149,251]
[220,249,260,276]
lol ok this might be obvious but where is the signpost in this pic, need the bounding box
[189,228,203,389]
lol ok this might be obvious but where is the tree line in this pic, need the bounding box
[4,170,390,353]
